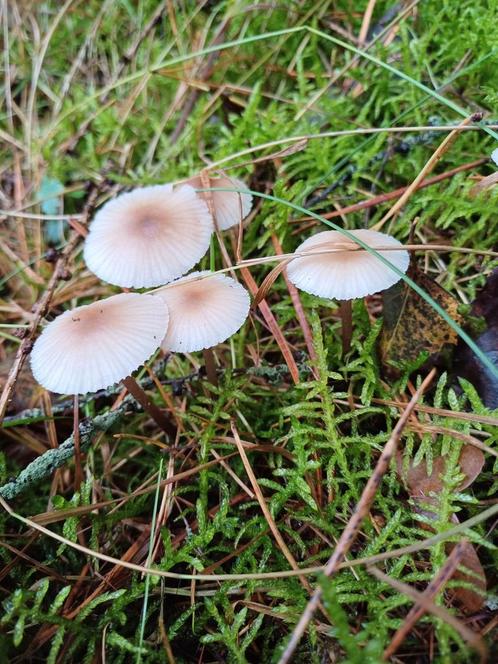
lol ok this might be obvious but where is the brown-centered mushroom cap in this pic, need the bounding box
[287,229,410,300]
[30,293,169,394]
[84,184,213,288]
[156,270,250,352]
[185,174,252,230]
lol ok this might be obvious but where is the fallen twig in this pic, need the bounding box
[382,540,466,659]
[370,562,486,662]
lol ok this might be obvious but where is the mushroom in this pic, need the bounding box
[30,292,176,436]
[287,229,410,353]
[83,184,213,288]
[155,270,250,383]
[185,174,252,230]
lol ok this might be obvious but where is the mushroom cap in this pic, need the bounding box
[83,184,213,288]
[30,293,169,394]
[156,271,250,352]
[492,147,498,167]
[186,175,252,230]
[286,229,410,300]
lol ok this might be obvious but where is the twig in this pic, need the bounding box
[358,0,378,45]
[2,361,309,429]
[383,541,466,660]
[231,421,312,593]
[369,564,486,662]
[372,116,476,231]
[271,235,318,372]
[2,493,498,585]
[0,405,127,500]
[278,368,436,664]
[292,158,487,226]
[239,267,300,384]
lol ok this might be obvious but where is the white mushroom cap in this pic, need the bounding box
[287,229,410,300]
[30,293,169,394]
[156,271,250,352]
[491,147,498,167]
[186,175,252,230]
[84,184,213,288]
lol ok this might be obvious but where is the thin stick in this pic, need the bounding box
[372,116,475,231]
[292,158,487,224]
[239,266,300,384]
[3,490,498,585]
[369,565,486,661]
[73,395,83,491]
[383,541,466,660]
[358,0,378,45]
[231,422,312,593]
[122,376,177,439]
[202,349,218,386]
[271,235,318,371]
[278,368,436,664]
[340,300,353,355]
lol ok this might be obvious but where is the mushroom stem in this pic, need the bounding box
[122,376,176,439]
[73,395,83,491]
[340,300,353,355]
[202,348,218,386]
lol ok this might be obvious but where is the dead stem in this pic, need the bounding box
[382,541,466,660]
[122,376,177,439]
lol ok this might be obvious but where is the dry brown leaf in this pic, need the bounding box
[380,262,462,371]
[397,444,485,496]
[449,538,487,613]
[397,446,487,612]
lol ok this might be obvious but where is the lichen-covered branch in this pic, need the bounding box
[0,362,309,500]
[0,405,127,500]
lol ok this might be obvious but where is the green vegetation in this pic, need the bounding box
[1,1,497,662]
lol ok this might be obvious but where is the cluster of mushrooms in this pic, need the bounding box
[31,174,410,424]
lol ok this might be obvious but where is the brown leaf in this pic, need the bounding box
[380,262,462,371]
[397,446,487,612]
[397,445,485,496]
[449,539,487,613]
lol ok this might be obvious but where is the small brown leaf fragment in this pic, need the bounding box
[380,262,462,371]
[469,171,498,197]
[397,445,485,496]
[396,446,487,612]
[449,539,487,613]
